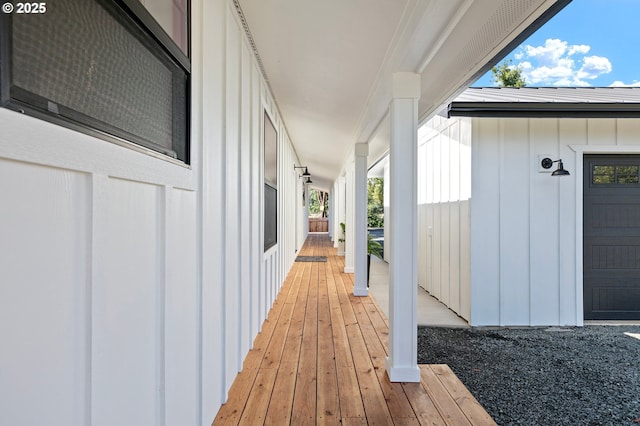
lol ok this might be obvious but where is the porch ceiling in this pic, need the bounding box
[237,0,570,191]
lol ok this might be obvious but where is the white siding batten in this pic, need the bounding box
[199,0,226,420]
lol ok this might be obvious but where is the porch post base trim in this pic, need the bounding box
[385,360,421,383]
[353,287,368,297]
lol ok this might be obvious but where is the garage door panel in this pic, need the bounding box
[587,285,640,320]
[585,201,640,235]
[586,238,640,270]
[584,155,640,320]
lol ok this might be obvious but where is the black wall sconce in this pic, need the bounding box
[294,165,313,184]
[541,158,570,176]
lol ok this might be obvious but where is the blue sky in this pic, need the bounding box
[472,0,640,87]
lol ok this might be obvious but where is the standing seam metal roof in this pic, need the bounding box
[455,87,640,103]
[447,87,640,118]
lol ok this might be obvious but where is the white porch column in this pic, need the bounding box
[344,165,355,273]
[336,176,346,254]
[354,143,369,296]
[336,179,340,247]
[303,182,310,237]
[328,188,333,240]
[386,72,420,383]
[383,162,390,263]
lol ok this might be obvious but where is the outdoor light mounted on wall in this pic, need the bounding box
[541,157,570,176]
[294,165,313,183]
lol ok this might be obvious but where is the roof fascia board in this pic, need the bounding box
[448,102,640,118]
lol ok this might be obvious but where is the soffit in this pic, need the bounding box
[237,0,568,191]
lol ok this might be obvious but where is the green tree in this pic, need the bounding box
[491,59,526,87]
[367,178,384,228]
[308,189,328,218]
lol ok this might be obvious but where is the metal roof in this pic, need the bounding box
[448,87,640,118]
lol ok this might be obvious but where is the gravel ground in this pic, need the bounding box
[417,326,640,426]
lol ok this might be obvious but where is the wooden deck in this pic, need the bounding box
[213,234,496,426]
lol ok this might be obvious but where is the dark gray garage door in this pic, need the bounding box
[584,155,640,320]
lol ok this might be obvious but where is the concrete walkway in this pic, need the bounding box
[368,255,469,328]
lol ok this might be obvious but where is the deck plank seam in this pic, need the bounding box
[262,261,311,424]
[237,262,309,425]
[333,255,395,425]
[326,251,366,422]
[216,261,305,424]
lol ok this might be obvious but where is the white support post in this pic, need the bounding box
[344,165,355,273]
[304,182,310,238]
[328,188,333,240]
[354,143,369,296]
[337,176,346,255]
[386,72,420,383]
[332,181,338,246]
[383,162,390,263]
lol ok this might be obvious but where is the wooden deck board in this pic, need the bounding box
[430,364,496,425]
[291,261,319,425]
[317,262,340,425]
[420,366,474,426]
[212,234,496,426]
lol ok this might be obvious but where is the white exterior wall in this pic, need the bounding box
[0,1,303,424]
[417,116,472,321]
[470,117,640,326]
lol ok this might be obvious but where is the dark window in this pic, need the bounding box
[264,111,277,251]
[264,184,277,251]
[593,164,640,185]
[138,0,188,55]
[0,0,190,163]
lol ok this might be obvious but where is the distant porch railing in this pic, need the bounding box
[308,217,328,232]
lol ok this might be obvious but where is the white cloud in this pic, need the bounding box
[512,38,612,86]
[578,56,612,80]
[568,44,590,56]
[609,80,640,87]
[523,39,573,65]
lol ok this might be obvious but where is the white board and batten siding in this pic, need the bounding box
[417,115,472,321]
[418,113,640,327]
[0,0,304,424]
[470,116,640,326]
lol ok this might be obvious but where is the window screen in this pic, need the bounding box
[1,0,190,162]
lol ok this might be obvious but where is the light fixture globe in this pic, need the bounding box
[551,160,570,176]
[294,165,312,181]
